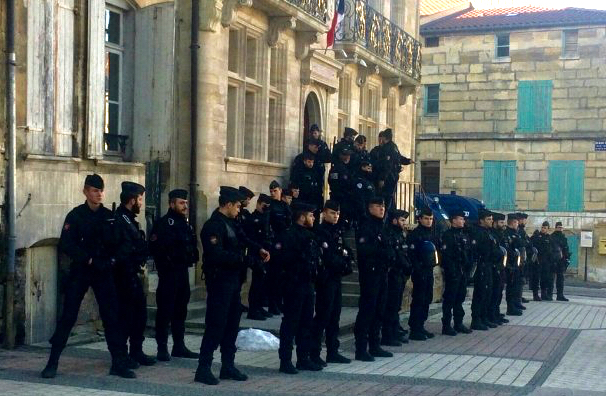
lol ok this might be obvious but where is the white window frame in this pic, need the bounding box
[562,29,579,59]
[495,33,510,61]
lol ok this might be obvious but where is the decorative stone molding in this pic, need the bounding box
[398,85,416,106]
[221,0,252,28]
[267,17,296,47]
[356,62,378,87]
[301,51,343,93]
[295,32,321,60]
[198,0,222,31]
[382,77,401,98]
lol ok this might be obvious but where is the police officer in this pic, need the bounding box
[332,127,357,163]
[407,208,439,341]
[531,222,554,301]
[440,210,473,336]
[551,222,570,301]
[292,139,328,190]
[351,135,371,172]
[237,186,256,311]
[113,182,157,368]
[373,128,413,211]
[245,194,274,320]
[354,197,393,360]
[308,124,332,166]
[41,174,133,379]
[382,209,413,345]
[149,189,200,361]
[267,180,291,315]
[310,200,353,367]
[489,213,508,322]
[352,161,376,226]
[328,149,355,226]
[291,152,324,210]
[504,214,524,316]
[469,209,496,331]
[195,187,270,385]
[516,213,532,304]
[279,202,322,374]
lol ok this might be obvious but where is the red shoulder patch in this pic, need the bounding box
[150,234,158,242]
[63,223,70,231]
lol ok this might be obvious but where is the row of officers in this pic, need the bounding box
[41,172,570,386]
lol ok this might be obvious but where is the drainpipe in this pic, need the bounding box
[189,0,200,232]
[5,0,17,349]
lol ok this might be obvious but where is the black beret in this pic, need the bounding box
[340,148,353,156]
[519,213,528,219]
[354,135,366,143]
[507,213,519,221]
[344,127,358,137]
[220,186,245,203]
[492,212,505,221]
[302,151,315,161]
[291,201,315,213]
[383,128,393,140]
[368,196,385,206]
[257,193,271,204]
[419,207,433,217]
[269,180,281,190]
[390,209,409,220]
[84,174,104,189]
[306,138,320,147]
[449,210,465,220]
[121,181,145,196]
[542,221,550,227]
[238,186,255,199]
[555,221,563,227]
[360,160,372,167]
[310,124,321,132]
[282,188,293,197]
[478,209,493,220]
[168,189,188,200]
[323,199,340,212]
[288,181,299,190]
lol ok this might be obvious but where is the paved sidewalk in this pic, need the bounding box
[1,289,606,395]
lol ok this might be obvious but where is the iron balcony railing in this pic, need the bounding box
[286,0,329,23]
[336,0,422,81]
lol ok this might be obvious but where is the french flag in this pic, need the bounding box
[327,0,345,48]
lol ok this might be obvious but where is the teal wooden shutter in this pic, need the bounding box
[548,161,584,211]
[483,161,517,210]
[517,80,552,132]
[566,234,579,271]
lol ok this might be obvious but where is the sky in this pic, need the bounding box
[472,0,606,9]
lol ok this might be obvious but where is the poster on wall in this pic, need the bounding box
[580,231,593,248]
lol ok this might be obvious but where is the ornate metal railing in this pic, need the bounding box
[286,0,328,23]
[335,0,422,81]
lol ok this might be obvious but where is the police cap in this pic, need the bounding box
[555,221,563,227]
[542,221,550,227]
[478,209,493,220]
[168,189,188,200]
[354,135,366,144]
[306,138,320,147]
[257,193,271,204]
[302,151,315,161]
[419,207,433,217]
[340,148,353,156]
[518,212,528,219]
[507,213,519,222]
[492,212,505,221]
[344,127,358,138]
[269,180,281,190]
[121,181,145,196]
[449,210,465,220]
[282,188,293,197]
[390,209,409,221]
[323,199,340,212]
[310,124,321,133]
[291,201,315,213]
[85,174,104,189]
[220,186,245,203]
[288,181,299,190]
[238,186,255,199]
[382,128,393,140]
[368,197,385,206]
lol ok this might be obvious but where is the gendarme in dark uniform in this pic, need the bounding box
[531,222,555,301]
[41,174,133,379]
[149,189,200,362]
[551,222,570,301]
[114,182,157,368]
[195,187,269,385]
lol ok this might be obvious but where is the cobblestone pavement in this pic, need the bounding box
[2,288,606,395]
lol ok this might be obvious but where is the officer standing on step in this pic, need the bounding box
[279,202,323,374]
[382,209,413,345]
[354,197,394,361]
[267,180,291,315]
[551,221,570,301]
[149,189,200,362]
[407,208,439,341]
[114,182,157,368]
[195,187,270,385]
[440,210,472,336]
[309,200,353,368]
[531,221,555,301]
[41,174,133,379]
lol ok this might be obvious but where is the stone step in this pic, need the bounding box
[342,280,360,295]
[342,293,360,307]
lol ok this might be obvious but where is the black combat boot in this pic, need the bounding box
[421,327,435,338]
[354,349,375,362]
[397,332,409,344]
[483,319,498,328]
[220,364,248,381]
[195,365,219,385]
[540,289,550,301]
[296,358,323,371]
[369,345,393,358]
[381,337,402,347]
[506,305,523,316]
[326,352,351,364]
[515,302,527,310]
[441,319,457,336]
[260,308,273,318]
[41,346,62,379]
[279,360,298,374]
[454,323,472,334]
[109,356,137,379]
[130,348,157,366]
[522,297,530,303]
[172,341,199,359]
[310,355,328,367]
[557,294,569,302]
[157,343,171,362]
[246,310,267,321]
[408,329,428,341]
[533,291,542,301]
[470,318,488,331]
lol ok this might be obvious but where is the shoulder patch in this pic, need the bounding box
[168,218,174,226]
[63,223,70,231]
[209,236,218,245]
[357,183,363,189]
[122,214,131,224]
[358,237,366,243]
[322,242,329,249]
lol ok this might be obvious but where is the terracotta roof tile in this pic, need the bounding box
[422,6,606,34]
[420,0,470,16]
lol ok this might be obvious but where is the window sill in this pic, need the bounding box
[224,156,288,177]
[424,114,439,118]
[560,56,580,60]
[23,153,82,162]
[493,57,511,63]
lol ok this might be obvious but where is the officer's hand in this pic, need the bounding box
[378,180,385,188]
[88,258,93,265]
[259,249,270,263]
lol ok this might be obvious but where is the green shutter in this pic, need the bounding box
[517,80,552,133]
[483,160,517,210]
[548,160,584,212]
[566,234,579,270]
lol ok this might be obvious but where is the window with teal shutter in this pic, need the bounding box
[517,80,552,133]
[483,161,517,210]
[548,161,584,212]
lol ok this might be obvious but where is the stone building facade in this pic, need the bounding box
[416,4,606,281]
[1,0,422,344]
